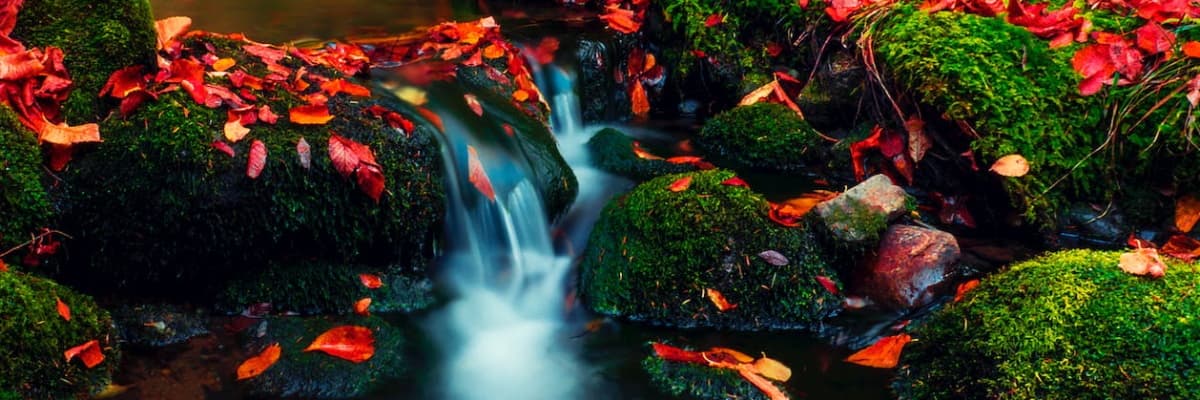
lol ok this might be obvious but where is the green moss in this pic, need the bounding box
[586,127,696,181]
[12,0,157,122]
[0,271,118,399]
[643,349,783,400]
[820,196,890,243]
[0,107,51,250]
[658,0,827,75]
[241,315,409,398]
[896,249,1200,399]
[695,103,825,172]
[218,260,436,315]
[579,169,842,330]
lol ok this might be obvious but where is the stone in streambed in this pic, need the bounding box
[855,224,960,310]
[816,174,911,243]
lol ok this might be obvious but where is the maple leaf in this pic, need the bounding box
[100,65,147,99]
[359,273,383,289]
[845,334,911,368]
[467,145,496,201]
[1134,22,1175,57]
[56,297,70,321]
[236,343,281,380]
[64,340,105,368]
[166,58,208,104]
[304,325,376,363]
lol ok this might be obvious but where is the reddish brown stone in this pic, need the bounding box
[858,224,960,310]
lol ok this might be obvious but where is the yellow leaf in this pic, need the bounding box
[212,58,236,72]
[989,154,1030,177]
[224,120,250,142]
[752,356,792,382]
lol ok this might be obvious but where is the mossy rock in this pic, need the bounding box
[586,127,696,181]
[896,249,1200,399]
[579,169,842,330]
[0,271,119,399]
[0,107,52,250]
[694,103,825,172]
[218,260,436,315]
[643,349,786,400]
[12,0,157,123]
[240,315,408,399]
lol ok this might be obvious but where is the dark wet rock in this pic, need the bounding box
[1058,203,1129,245]
[586,127,696,181]
[218,260,436,315]
[643,349,786,400]
[856,225,960,310]
[0,271,118,399]
[580,170,842,330]
[577,38,632,123]
[113,304,210,347]
[816,174,910,243]
[240,315,408,399]
[797,47,866,132]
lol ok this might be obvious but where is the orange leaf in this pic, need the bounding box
[468,145,496,201]
[320,79,371,97]
[707,347,754,363]
[989,154,1030,177]
[845,334,911,369]
[736,365,790,400]
[236,343,281,380]
[630,81,650,117]
[247,139,267,179]
[100,65,147,99]
[1160,234,1200,262]
[768,191,837,227]
[64,340,105,368]
[0,260,7,272]
[289,105,334,125]
[751,356,792,382]
[358,273,383,289]
[39,121,101,146]
[705,288,737,312]
[1119,247,1167,278]
[56,297,70,321]
[1185,41,1200,58]
[224,120,250,143]
[482,44,506,59]
[668,176,692,192]
[303,325,375,363]
[512,89,530,102]
[1174,194,1200,233]
[155,16,192,49]
[652,342,708,364]
[631,141,663,160]
[954,279,980,303]
[353,298,371,316]
[599,5,642,34]
[212,58,236,72]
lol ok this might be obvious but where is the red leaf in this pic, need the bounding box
[468,145,496,201]
[303,325,375,363]
[244,44,287,65]
[1183,41,1200,58]
[353,298,371,316]
[765,42,783,57]
[359,273,383,289]
[64,340,105,368]
[1135,22,1175,56]
[236,343,281,380]
[721,177,750,188]
[167,58,208,104]
[320,79,371,97]
[845,334,911,368]
[247,140,267,179]
[1126,232,1157,250]
[56,297,70,321]
[296,137,311,169]
[1161,234,1200,262]
[816,275,839,295]
[100,65,146,99]
[705,288,737,312]
[258,105,279,124]
[599,5,641,34]
[705,14,724,28]
[1072,44,1117,95]
[464,94,483,116]
[932,193,977,228]
[329,134,362,178]
[212,141,235,157]
[953,279,980,302]
[0,260,7,271]
[651,342,708,364]
[355,164,386,202]
[155,16,192,50]
[667,176,692,192]
[290,105,334,125]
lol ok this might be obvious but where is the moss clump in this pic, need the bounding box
[820,196,890,243]
[695,103,825,172]
[0,271,119,399]
[658,0,827,76]
[240,315,409,398]
[580,169,842,330]
[586,127,696,181]
[896,249,1200,399]
[218,260,436,315]
[12,0,157,123]
[0,107,51,250]
[643,351,783,400]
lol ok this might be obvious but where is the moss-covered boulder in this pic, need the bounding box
[0,107,51,250]
[586,127,696,181]
[896,249,1200,399]
[694,103,825,172]
[239,315,409,398]
[218,260,436,315]
[0,271,119,399]
[12,0,157,123]
[579,169,842,329]
[643,349,787,400]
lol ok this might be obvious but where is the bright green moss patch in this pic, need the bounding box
[896,249,1200,399]
[0,271,118,399]
[586,127,696,181]
[0,107,51,250]
[579,169,841,330]
[695,103,825,172]
[643,350,783,400]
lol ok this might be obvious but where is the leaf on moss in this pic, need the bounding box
[296,137,311,169]
[64,340,105,368]
[705,288,737,312]
[815,275,839,295]
[236,343,281,380]
[155,16,192,50]
[704,13,724,27]
[954,279,980,302]
[758,250,789,266]
[320,79,371,97]
[989,154,1030,177]
[39,121,100,146]
[304,325,376,363]
[224,120,250,143]
[845,334,911,368]
[247,140,267,179]
[354,298,371,316]
[721,176,750,188]
[290,105,334,125]
[1160,234,1200,262]
[667,176,692,192]
[1118,247,1166,278]
[56,297,70,321]
[359,273,383,289]
[212,141,235,157]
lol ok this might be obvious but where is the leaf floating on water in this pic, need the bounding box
[467,145,497,201]
[64,340,105,368]
[737,365,790,400]
[989,154,1030,177]
[56,297,70,321]
[358,273,383,289]
[705,288,737,312]
[246,140,267,179]
[651,342,791,400]
[1119,247,1167,278]
[236,343,281,380]
[304,325,376,363]
[296,137,311,169]
[757,250,789,266]
[845,334,911,369]
[667,176,692,192]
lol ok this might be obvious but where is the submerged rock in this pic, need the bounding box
[856,225,960,310]
[816,174,910,243]
[896,250,1200,399]
[112,303,210,348]
[586,127,696,182]
[580,169,842,330]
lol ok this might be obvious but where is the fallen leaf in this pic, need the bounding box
[39,121,101,146]
[303,325,375,363]
[92,383,131,399]
[599,5,641,34]
[708,347,755,364]
[989,154,1030,177]
[757,250,789,266]
[1184,41,1200,58]
[0,260,6,272]
[247,139,266,179]
[354,298,371,316]
[236,343,281,380]
[464,93,483,116]
[630,81,650,117]
[1160,234,1200,262]
[651,342,708,364]
[212,141,235,157]
[954,279,980,302]
[155,16,192,50]
[904,116,931,163]
[752,356,792,382]
[355,164,386,203]
[721,176,750,188]
[1127,232,1157,249]
[705,13,725,27]
[56,297,70,321]
[259,105,279,124]
[64,340,105,368]
[320,79,371,97]
[468,145,496,201]
[329,134,363,178]
[512,89,530,102]
[668,176,692,192]
[224,120,250,143]
[1134,22,1175,56]
[1118,247,1166,278]
[359,273,383,289]
[845,334,911,368]
[768,191,838,227]
[631,141,663,160]
[1174,194,1200,233]
[289,105,334,125]
[212,58,236,72]
[482,44,506,59]
[705,288,737,312]
[736,365,790,400]
[815,275,839,295]
[296,137,311,169]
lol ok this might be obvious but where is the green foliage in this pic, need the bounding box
[643,351,777,400]
[696,103,825,171]
[658,0,827,75]
[579,169,842,330]
[12,0,157,123]
[896,249,1200,399]
[218,260,436,315]
[586,127,696,181]
[0,107,51,250]
[0,271,118,399]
